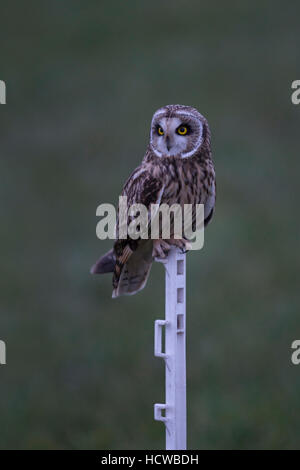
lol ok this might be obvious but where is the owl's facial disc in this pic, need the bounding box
[151,114,203,158]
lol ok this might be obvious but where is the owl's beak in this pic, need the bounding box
[166,136,171,152]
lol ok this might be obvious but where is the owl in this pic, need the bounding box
[91,104,216,298]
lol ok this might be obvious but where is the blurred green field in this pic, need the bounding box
[0,0,300,449]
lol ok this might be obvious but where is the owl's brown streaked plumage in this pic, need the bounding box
[91,104,216,298]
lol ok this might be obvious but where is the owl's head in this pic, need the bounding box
[149,104,209,158]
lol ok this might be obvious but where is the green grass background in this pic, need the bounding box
[0,0,300,449]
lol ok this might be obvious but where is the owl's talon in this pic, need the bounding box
[152,239,171,259]
[181,241,192,253]
[153,238,192,258]
[168,238,192,253]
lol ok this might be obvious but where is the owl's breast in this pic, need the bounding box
[162,159,209,207]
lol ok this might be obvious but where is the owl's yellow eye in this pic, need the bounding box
[157,127,164,136]
[177,126,188,135]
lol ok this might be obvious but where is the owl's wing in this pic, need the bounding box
[112,166,165,297]
[204,178,216,226]
[122,166,164,212]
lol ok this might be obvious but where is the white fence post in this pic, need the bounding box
[154,247,187,450]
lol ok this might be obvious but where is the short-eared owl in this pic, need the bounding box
[91,104,216,297]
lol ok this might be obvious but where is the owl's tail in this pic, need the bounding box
[90,249,115,274]
[91,241,154,298]
[112,240,153,298]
